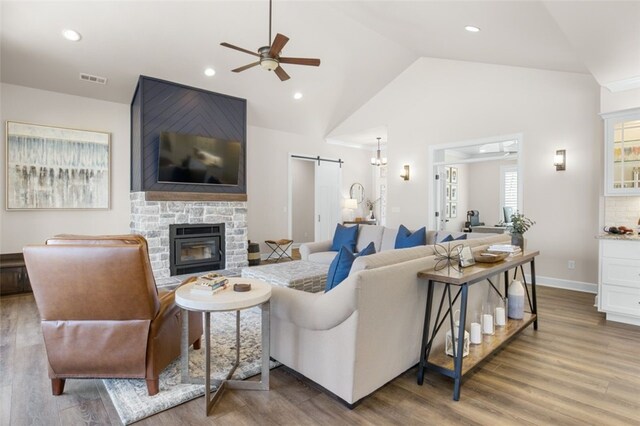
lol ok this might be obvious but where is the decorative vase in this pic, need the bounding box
[368,209,374,220]
[508,279,525,319]
[511,233,525,251]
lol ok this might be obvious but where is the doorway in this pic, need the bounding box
[288,155,342,245]
[427,133,523,232]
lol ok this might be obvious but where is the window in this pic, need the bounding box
[501,165,518,218]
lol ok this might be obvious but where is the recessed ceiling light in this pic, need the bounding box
[62,29,82,41]
[204,68,216,77]
[464,26,480,33]
[293,92,303,100]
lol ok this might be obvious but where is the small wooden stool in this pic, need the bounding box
[264,239,293,263]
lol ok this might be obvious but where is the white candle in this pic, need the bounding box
[495,307,506,326]
[470,322,482,344]
[483,314,494,335]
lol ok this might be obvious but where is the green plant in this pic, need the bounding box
[365,198,379,210]
[505,211,535,235]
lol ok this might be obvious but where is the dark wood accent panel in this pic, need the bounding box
[130,76,247,195]
[0,253,31,296]
[144,191,247,202]
[130,83,142,192]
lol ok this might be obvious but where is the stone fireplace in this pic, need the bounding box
[130,192,248,281]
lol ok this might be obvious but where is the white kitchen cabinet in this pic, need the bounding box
[601,108,640,196]
[598,238,640,326]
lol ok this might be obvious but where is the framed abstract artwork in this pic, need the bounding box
[5,121,110,210]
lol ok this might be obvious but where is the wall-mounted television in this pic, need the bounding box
[157,132,241,186]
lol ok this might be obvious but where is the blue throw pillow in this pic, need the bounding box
[395,225,427,249]
[359,241,376,256]
[436,232,468,243]
[440,234,454,242]
[330,224,359,252]
[325,243,377,292]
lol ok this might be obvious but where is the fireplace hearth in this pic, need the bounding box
[170,223,225,275]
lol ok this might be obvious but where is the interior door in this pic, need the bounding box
[315,161,342,241]
[434,165,447,231]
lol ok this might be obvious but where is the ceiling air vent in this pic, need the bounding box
[79,73,107,85]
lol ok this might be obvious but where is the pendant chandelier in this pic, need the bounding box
[370,137,387,166]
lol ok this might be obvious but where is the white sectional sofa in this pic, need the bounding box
[270,230,511,405]
[300,224,495,265]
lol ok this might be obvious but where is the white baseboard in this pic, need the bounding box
[524,274,597,294]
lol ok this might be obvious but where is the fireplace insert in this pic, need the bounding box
[170,223,225,275]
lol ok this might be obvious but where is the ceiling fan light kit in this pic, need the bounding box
[220,0,320,81]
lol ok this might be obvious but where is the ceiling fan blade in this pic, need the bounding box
[221,42,260,57]
[232,62,260,73]
[279,57,321,67]
[274,66,290,81]
[269,33,289,56]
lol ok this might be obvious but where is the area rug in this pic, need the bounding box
[103,307,278,425]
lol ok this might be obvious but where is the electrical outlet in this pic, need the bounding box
[568,260,575,270]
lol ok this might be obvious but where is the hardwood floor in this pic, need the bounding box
[1,286,639,425]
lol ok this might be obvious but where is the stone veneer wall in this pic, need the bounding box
[130,192,248,281]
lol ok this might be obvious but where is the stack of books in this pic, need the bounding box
[191,273,229,295]
[487,244,522,256]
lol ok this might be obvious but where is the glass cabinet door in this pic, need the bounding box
[604,108,640,195]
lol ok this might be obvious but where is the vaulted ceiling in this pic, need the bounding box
[2,1,638,143]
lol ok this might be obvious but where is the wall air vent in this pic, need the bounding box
[79,73,107,85]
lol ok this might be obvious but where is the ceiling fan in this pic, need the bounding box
[220,0,321,81]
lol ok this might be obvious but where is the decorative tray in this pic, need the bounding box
[473,252,509,263]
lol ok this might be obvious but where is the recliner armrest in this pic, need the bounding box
[299,240,333,260]
[270,281,357,330]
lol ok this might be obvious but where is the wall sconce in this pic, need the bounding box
[400,164,410,181]
[554,149,566,171]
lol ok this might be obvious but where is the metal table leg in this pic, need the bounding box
[181,302,271,416]
[530,259,538,330]
[417,280,435,385]
[452,284,468,401]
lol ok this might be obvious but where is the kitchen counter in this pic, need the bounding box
[596,233,640,241]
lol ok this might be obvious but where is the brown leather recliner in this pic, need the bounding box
[23,234,203,396]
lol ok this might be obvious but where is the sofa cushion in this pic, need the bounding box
[330,224,358,252]
[325,243,376,292]
[395,225,426,249]
[308,251,339,264]
[380,227,397,251]
[350,244,436,274]
[356,225,384,252]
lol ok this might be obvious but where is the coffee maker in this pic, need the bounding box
[464,210,484,232]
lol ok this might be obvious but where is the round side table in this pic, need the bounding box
[175,277,271,415]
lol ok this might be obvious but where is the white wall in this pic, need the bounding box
[291,159,314,244]
[467,159,518,225]
[600,87,640,114]
[246,125,372,254]
[329,57,602,286]
[1,83,130,252]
